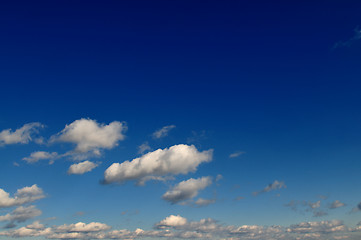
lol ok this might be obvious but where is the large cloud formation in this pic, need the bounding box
[2,215,360,240]
[51,118,126,156]
[0,123,43,145]
[162,177,212,204]
[103,144,213,185]
[0,185,45,208]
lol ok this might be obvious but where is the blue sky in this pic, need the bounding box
[0,1,361,239]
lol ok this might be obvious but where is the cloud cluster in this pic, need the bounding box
[0,185,45,208]
[152,125,176,139]
[51,118,126,157]
[1,215,361,240]
[67,161,99,175]
[285,199,347,217]
[0,206,41,224]
[162,177,212,204]
[253,180,286,196]
[0,123,43,145]
[103,144,213,185]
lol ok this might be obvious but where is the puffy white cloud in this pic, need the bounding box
[229,151,245,158]
[329,200,346,209]
[0,122,43,145]
[22,151,58,164]
[104,144,213,184]
[67,161,99,175]
[0,205,41,223]
[138,142,151,154]
[0,217,359,240]
[152,125,176,139]
[51,118,126,155]
[0,185,45,208]
[162,177,212,204]
[155,215,188,229]
[54,222,111,233]
[253,180,286,196]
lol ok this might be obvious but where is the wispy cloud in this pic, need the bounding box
[229,151,245,158]
[253,180,286,196]
[152,125,176,139]
[334,27,361,48]
[0,123,44,145]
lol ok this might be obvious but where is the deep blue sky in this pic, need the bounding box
[0,1,361,240]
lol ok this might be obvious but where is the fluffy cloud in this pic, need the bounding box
[0,217,360,240]
[253,180,286,196]
[329,200,346,209]
[0,122,43,145]
[162,177,212,204]
[152,125,176,139]
[22,151,58,164]
[54,222,111,233]
[67,161,99,175]
[0,205,41,224]
[51,118,126,155]
[0,185,45,208]
[103,144,213,184]
[155,215,188,229]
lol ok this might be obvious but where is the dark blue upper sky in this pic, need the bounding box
[0,1,361,239]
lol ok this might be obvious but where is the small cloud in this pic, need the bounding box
[137,142,151,154]
[0,122,44,145]
[329,200,346,209]
[152,125,176,139]
[313,210,328,217]
[253,180,286,196]
[234,196,244,201]
[351,201,361,213]
[229,151,245,158]
[22,151,58,164]
[13,162,20,167]
[334,27,361,48]
[308,200,321,209]
[162,177,212,205]
[193,198,216,207]
[186,130,207,144]
[215,174,223,182]
[68,161,99,175]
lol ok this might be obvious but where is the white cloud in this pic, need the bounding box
[54,222,111,233]
[0,122,44,145]
[0,205,42,223]
[329,200,346,209]
[22,151,58,164]
[51,118,126,156]
[229,151,245,158]
[253,180,286,196]
[162,177,212,204]
[0,185,45,208]
[138,142,151,154]
[309,200,321,209]
[0,217,358,240]
[103,144,213,184]
[155,215,187,229]
[67,161,99,175]
[152,125,176,139]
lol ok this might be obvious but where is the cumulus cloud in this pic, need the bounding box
[162,177,212,204]
[22,151,58,164]
[152,125,176,139]
[50,118,126,157]
[329,200,346,209]
[0,205,41,224]
[138,142,151,154]
[155,215,188,229]
[229,151,245,158]
[253,180,286,196]
[0,216,359,240]
[0,123,44,145]
[103,144,213,185]
[67,161,99,175]
[0,185,45,208]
